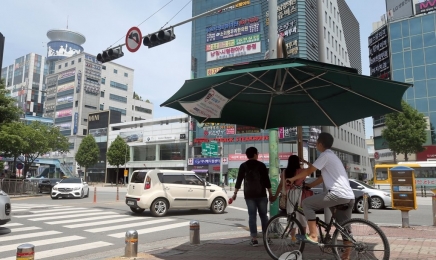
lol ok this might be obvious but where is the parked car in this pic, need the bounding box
[349,179,392,209]
[305,178,371,214]
[38,178,62,193]
[126,170,229,217]
[51,178,89,199]
[0,189,11,225]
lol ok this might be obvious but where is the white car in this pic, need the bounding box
[51,178,89,199]
[126,170,229,217]
[0,189,11,225]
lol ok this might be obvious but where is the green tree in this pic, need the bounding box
[75,135,99,181]
[228,168,238,182]
[0,78,22,126]
[106,136,130,186]
[382,100,427,162]
[0,123,25,175]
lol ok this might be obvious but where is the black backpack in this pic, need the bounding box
[243,163,263,197]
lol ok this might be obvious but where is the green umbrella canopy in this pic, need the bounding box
[161,58,411,129]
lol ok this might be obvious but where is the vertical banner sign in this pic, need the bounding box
[73,112,78,135]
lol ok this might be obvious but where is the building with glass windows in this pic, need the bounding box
[371,2,436,163]
[190,0,371,181]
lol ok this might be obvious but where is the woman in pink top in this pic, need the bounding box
[272,155,307,240]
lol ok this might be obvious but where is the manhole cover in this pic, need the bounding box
[225,218,245,221]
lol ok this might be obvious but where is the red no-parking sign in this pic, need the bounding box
[125,27,142,52]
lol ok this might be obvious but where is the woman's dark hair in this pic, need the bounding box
[284,155,300,179]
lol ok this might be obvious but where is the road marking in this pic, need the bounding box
[28,211,116,221]
[11,209,29,212]
[227,206,248,212]
[64,216,151,228]
[2,223,23,227]
[30,207,81,213]
[85,218,176,233]
[2,241,112,260]
[7,226,41,233]
[0,235,85,253]
[14,208,89,218]
[108,222,188,238]
[0,231,61,242]
[45,214,120,225]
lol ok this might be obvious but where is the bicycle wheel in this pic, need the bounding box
[263,213,305,260]
[331,218,390,260]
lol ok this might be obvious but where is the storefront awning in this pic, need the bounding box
[191,169,209,173]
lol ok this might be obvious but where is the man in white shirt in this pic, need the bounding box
[287,132,354,260]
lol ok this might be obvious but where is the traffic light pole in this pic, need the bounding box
[102,0,244,51]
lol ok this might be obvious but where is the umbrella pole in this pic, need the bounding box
[297,126,303,158]
[268,0,280,218]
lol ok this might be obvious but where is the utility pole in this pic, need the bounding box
[268,0,280,217]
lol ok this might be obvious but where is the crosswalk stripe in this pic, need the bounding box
[30,207,84,213]
[109,222,188,238]
[64,216,151,228]
[7,226,41,233]
[2,241,112,260]
[53,206,73,208]
[29,211,117,221]
[45,214,119,225]
[14,208,89,218]
[0,235,85,253]
[2,223,23,227]
[11,209,28,212]
[85,218,176,233]
[0,231,61,242]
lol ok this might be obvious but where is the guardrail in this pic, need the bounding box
[0,178,39,196]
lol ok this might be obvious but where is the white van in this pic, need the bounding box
[126,170,228,217]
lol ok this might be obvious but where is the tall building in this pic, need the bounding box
[190,0,371,181]
[1,53,48,119]
[371,1,436,163]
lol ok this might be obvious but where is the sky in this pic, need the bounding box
[0,0,387,138]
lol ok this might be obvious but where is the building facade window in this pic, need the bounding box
[100,91,105,97]
[109,93,128,103]
[135,106,152,114]
[78,58,81,62]
[114,69,117,74]
[160,143,186,161]
[65,63,68,67]
[71,60,74,65]
[133,145,157,161]
[124,72,128,77]
[101,78,106,84]
[109,106,126,115]
[110,81,128,91]
[100,104,104,110]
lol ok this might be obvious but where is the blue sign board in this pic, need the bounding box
[193,158,220,165]
[73,112,78,135]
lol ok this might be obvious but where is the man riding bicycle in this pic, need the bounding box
[286,132,355,260]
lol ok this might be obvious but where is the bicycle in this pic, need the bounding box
[263,185,390,260]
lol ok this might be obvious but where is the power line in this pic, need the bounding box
[108,0,174,49]
[160,0,192,30]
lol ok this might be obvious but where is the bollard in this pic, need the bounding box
[401,210,410,228]
[116,186,119,201]
[93,187,96,203]
[16,243,34,260]
[125,229,138,257]
[363,193,369,220]
[433,194,436,226]
[190,220,200,245]
[424,188,427,197]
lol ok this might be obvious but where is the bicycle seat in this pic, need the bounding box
[332,204,349,210]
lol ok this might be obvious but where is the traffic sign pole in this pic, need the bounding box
[219,142,223,186]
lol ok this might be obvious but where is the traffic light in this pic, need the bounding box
[143,28,176,48]
[96,47,124,63]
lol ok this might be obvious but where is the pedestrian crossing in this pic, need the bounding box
[0,205,189,259]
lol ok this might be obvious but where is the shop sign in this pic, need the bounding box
[286,39,298,56]
[194,136,269,143]
[206,17,260,43]
[206,66,224,76]
[265,0,297,25]
[206,34,261,51]
[374,149,394,161]
[278,20,297,38]
[229,152,292,161]
[215,0,250,14]
[193,158,221,165]
[206,42,261,62]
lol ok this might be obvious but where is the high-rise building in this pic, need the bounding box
[370,0,436,163]
[190,0,371,181]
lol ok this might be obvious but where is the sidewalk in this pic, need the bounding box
[104,225,436,260]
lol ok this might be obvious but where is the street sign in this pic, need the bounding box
[188,158,193,165]
[124,169,128,177]
[222,157,228,165]
[126,27,142,52]
[201,141,219,156]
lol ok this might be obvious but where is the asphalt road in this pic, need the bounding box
[1,186,433,259]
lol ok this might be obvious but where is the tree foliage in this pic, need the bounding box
[0,121,69,175]
[228,168,238,182]
[382,100,427,162]
[75,135,99,180]
[107,136,130,185]
[0,78,22,126]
